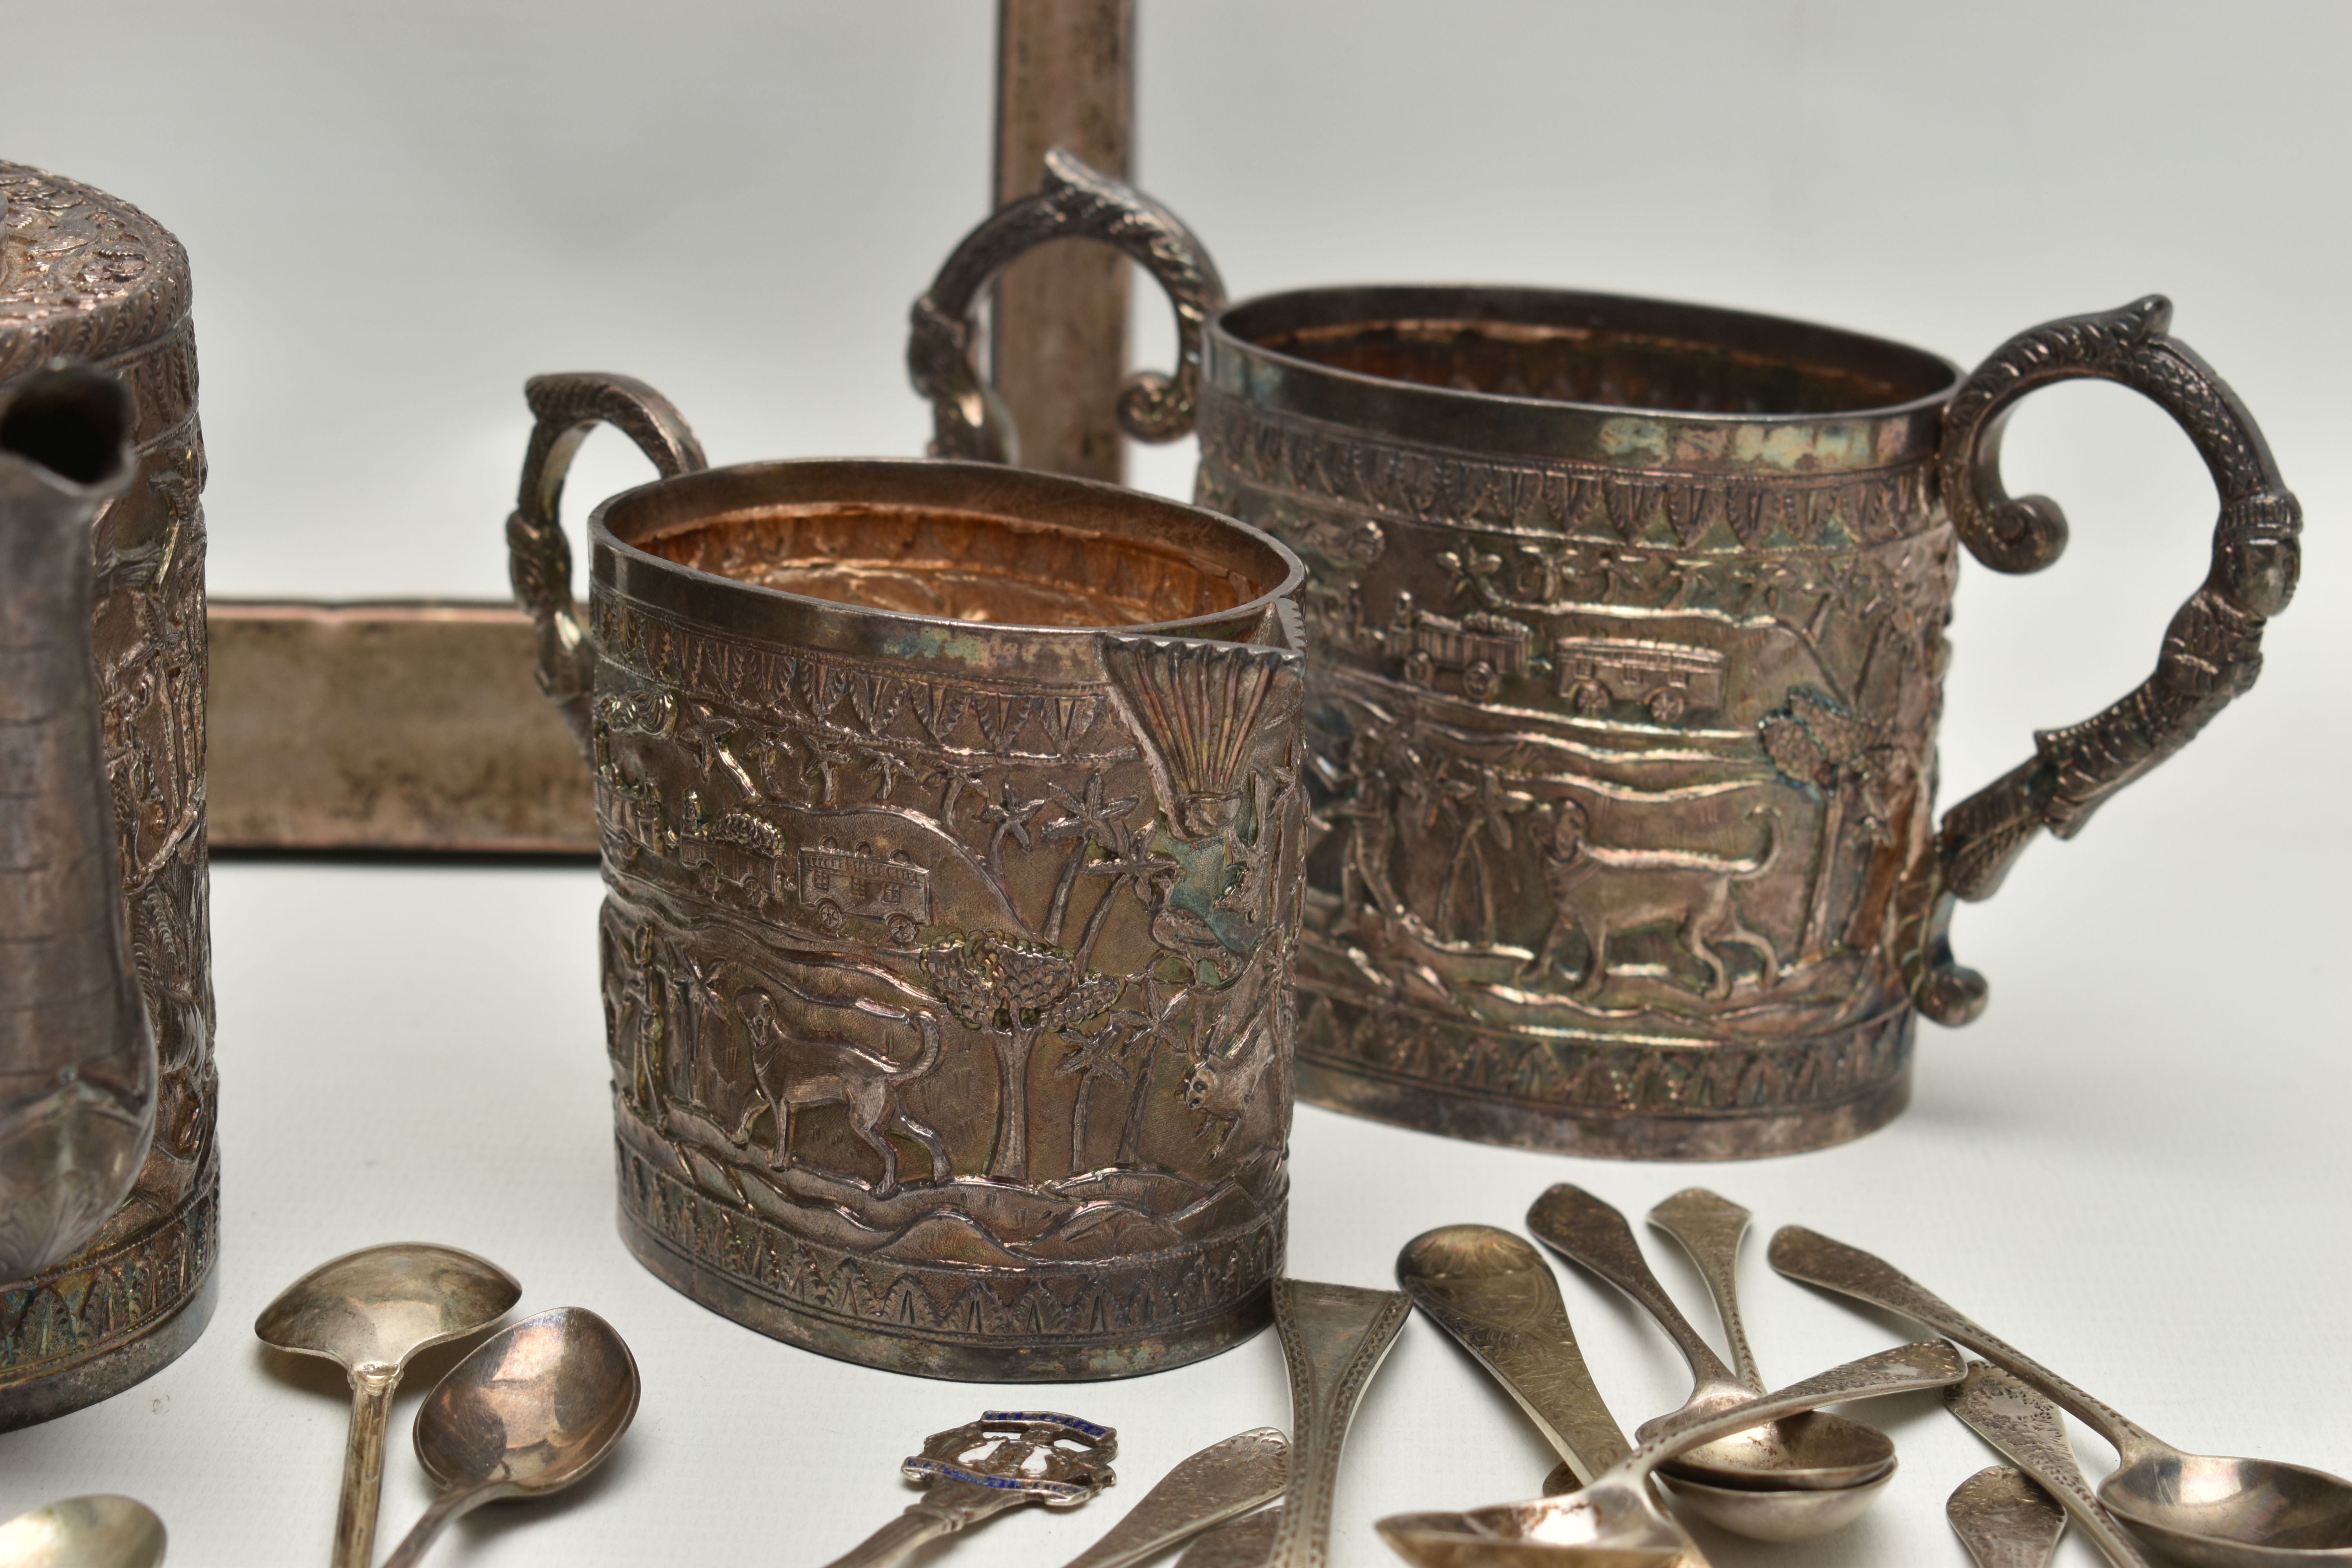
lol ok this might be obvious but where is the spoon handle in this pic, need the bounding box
[1052,1429,1288,1568]
[1767,1225,2159,1456]
[1528,1185,1742,1392]
[1646,1190,1762,1394]
[822,1481,1030,1568]
[1947,1364,2156,1568]
[377,1488,485,1568]
[1947,1466,2068,1568]
[331,1368,399,1568]
[1265,1279,1412,1568]
[1616,1340,1966,1487]
[1174,1505,1282,1568]
[1395,1226,1634,1486]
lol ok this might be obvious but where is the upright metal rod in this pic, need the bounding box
[992,0,1135,481]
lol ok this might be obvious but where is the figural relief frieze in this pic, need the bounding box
[1198,395,1955,1143]
[586,589,1305,1367]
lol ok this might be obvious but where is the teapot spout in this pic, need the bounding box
[0,363,155,1284]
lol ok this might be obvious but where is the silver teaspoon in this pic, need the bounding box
[1377,1341,1966,1568]
[378,1307,639,1568]
[254,1242,519,1568]
[1772,1224,2352,1566]
[1529,1187,1896,1492]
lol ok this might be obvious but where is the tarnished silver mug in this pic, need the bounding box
[0,165,217,1428]
[506,373,1308,1378]
[912,153,2300,1160]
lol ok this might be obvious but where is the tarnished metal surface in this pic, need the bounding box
[253,1244,521,1568]
[207,603,594,853]
[822,1412,1116,1568]
[1947,1367,2139,1568]
[916,155,2299,1161]
[1373,1342,1964,1568]
[507,372,1308,1379]
[1264,1279,1410,1568]
[1523,1187,1895,1543]
[1053,1427,1288,1568]
[1947,1465,2067,1568]
[1771,1226,2352,1566]
[0,162,216,1432]
[0,367,154,1285]
[992,0,1134,481]
[0,1494,167,1568]
[379,1308,639,1568]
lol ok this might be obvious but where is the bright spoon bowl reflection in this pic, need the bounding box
[1381,1491,1689,1568]
[2103,1452,2352,1566]
[414,1306,640,1495]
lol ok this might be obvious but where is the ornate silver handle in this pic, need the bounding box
[1947,1363,2153,1568]
[1946,1465,2068,1568]
[1266,1279,1412,1568]
[503,371,706,754]
[1900,296,2301,1025]
[908,148,1227,466]
[1527,1185,1743,1396]
[1395,1225,1635,1487]
[1053,1428,1287,1568]
[1767,1225,2156,1458]
[822,1412,1117,1568]
[1647,1189,1762,1394]
[1622,1341,1965,1481]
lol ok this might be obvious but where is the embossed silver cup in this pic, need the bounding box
[506,373,1307,1378]
[913,153,2299,1160]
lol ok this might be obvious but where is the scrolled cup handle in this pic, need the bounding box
[1900,296,2301,1024]
[504,371,706,754]
[907,147,1227,466]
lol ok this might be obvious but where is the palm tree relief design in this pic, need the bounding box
[918,933,1122,1182]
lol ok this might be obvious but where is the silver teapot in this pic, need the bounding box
[0,163,218,1430]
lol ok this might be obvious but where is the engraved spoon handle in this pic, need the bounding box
[1948,1364,2156,1568]
[1528,1185,1742,1394]
[1053,1428,1289,1568]
[1616,1341,1966,1488]
[820,1483,1028,1568]
[1647,1190,1762,1393]
[330,1368,399,1568]
[1265,1280,1412,1568]
[1767,1226,2161,1458]
[1395,1227,1634,1487]
[1947,1466,2068,1568]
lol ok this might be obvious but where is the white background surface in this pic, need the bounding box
[2,4,2349,1565]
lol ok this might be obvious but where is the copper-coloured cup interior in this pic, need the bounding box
[628,497,1270,629]
[1226,289,1957,417]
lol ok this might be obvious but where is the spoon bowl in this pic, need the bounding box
[254,1242,520,1568]
[0,1497,165,1568]
[1379,1341,1965,1568]
[1657,1467,1895,1544]
[379,1306,639,1568]
[1772,1225,2352,1568]
[1528,1187,1896,1499]
[1641,1403,1896,1492]
[2102,1453,2352,1564]
[1395,1223,1898,1547]
[413,1305,639,1495]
